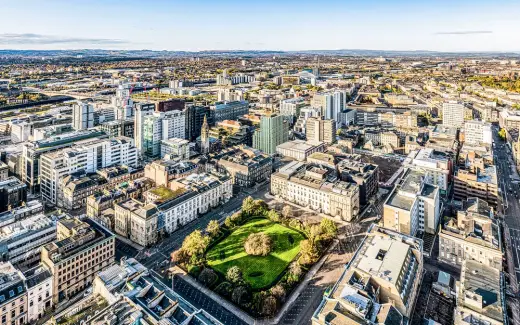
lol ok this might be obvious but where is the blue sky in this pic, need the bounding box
[1,0,519,51]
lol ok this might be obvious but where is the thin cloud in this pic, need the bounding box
[435,31,493,35]
[0,33,129,45]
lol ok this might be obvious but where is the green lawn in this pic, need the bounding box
[206,218,304,289]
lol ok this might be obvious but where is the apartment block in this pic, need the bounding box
[142,110,186,158]
[253,114,289,154]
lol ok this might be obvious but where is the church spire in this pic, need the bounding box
[201,114,210,154]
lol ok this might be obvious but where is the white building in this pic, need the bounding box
[10,122,31,143]
[72,101,94,130]
[0,213,56,267]
[403,148,451,194]
[464,120,492,145]
[442,101,465,128]
[159,172,233,233]
[112,84,134,120]
[279,98,306,123]
[276,140,325,161]
[161,138,190,159]
[24,265,53,322]
[40,137,138,205]
[143,110,186,158]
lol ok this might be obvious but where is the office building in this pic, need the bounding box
[0,177,27,213]
[114,199,158,247]
[134,102,156,154]
[253,114,289,154]
[337,155,379,206]
[312,91,346,121]
[454,260,506,325]
[98,119,134,138]
[41,217,115,303]
[211,101,249,123]
[185,105,213,141]
[271,162,360,221]
[111,84,134,120]
[161,138,190,159]
[306,116,336,144]
[294,107,322,134]
[439,197,502,269]
[157,99,185,112]
[215,146,273,187]
[383,169,441,236]
[72,101,94,131]
[142,110,186,158]
[208,120,254,148]
[312,225,423,324]
[464,120,492,145]
[454,155,498,207]
[279,98,307,123]
[442,101,465,128]
[276,140,326,161]
[403,148,452,194]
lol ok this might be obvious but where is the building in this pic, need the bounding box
[499,108,520,130]
[0,213,56,268]
[41,217,115,303]
[134,102,156,154]
[217,87,245,102]
[294,107,321,134]
[337,155,379,206]
[312,225,423,324]
[0,162,8,181]
[439,197,502,269]
[215,146,273,187]
[442,101,465,128]
[23,264,53,322]
[427,124,459,152]
[161,138,190,159]
[211,101,249,123]
[98,119,134,138]
[383,169,441,236]
[253,114,289,154]
[271,162,360,221]
[276,140,326,161]
[454,156,498,207]
[156,99,185,112]
[185,105,213,141]
[144,160,198,187]
[40,137,138,206]
[22,129,108,193]
[208,120,254,148]
[0,262,28,325]
[114,199,158,247]
[454,260,506,325]
[311,91,346,121]
[200,114,210,154]
[403,148,452,194]
[142,110,186,159]
[279,98,306,123]
[306,116,336,145]
[464,120,492,145]
[0,177,27,213]
[159,172,233,234]
[72,101,94,130]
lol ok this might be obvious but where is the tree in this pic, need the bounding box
[242,196,256,216]
[498,128,507,140]
[244,232,272,256]
[308,224,323,244]
[226,266,243,285]
[231,286,250,306]
[320,218,338,240]
[206,220,221,238]
[215,281,233,297]
[288,261,302,279]
[282,205,293,218]
[198,268,218,288]
[182,230,210,258]
[270,284,286,304]
[299,239,320,265]
[266,209,280,222]
[171,248,189,265]
[261,295,278,316]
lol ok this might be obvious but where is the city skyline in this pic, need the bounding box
[1,0,520,52]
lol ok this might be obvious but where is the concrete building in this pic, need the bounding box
[40,137,138,206]
[464,120,492,145]
[98,119,134,138]
[0,262,28,325]
[271,162,360,221]
[142,110,186,159]
[211,101,249,123]
[276,140,326,161]
[439,197,502,269]
[294,107,321,134]
[306,116,336,145]
[215,146,273,188]
[161,138,190,159]
[312,225,423,324]
[114,199,158,247]
[311,91,346,121]
[41,217,115,303]
[442,101,465,128]
[0,213,56,268]
[403,148,452,194]
[337,155,379,206]
[253,114,289,154]
[383,169,441,236]
[0,177,27,213]
[454,260,506,325]
[159,172,233,234]
[72,101,94,130]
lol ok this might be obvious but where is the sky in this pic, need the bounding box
[1,0,519,52]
